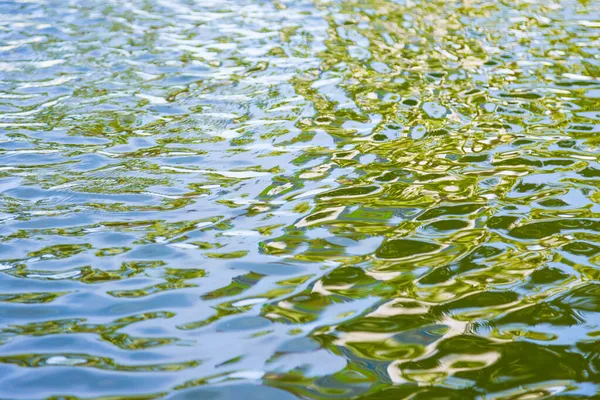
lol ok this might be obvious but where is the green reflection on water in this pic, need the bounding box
[0,0,600,398]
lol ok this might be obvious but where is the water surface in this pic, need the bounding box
[1,0,600,398]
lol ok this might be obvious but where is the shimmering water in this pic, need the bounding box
[1,0,600,398]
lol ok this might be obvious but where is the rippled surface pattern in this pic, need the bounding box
[1,0,600,398]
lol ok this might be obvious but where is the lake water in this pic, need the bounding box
[1,0,600,398]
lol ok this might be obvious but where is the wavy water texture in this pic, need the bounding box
[1,0,600,398]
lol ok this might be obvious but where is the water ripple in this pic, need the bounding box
[1,0,600,398]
